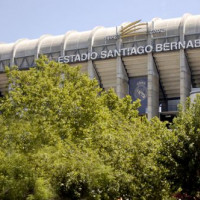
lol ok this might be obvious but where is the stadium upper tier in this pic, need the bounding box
[0,13,200,119]
[0,13,199,70]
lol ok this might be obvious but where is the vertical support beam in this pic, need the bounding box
[87,27,103,87]
[116,38,129,98]
[180,49,191,104]
[87,60,101,86]
[179,14,192,106]
[147,20,159,119]
[116,56,129,98]
[147,53,159,119]
[88,60,96,79]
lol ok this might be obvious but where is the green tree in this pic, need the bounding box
[0,57,172,200]
[159,96,200,199]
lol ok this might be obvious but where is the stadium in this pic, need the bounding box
[0,13,200,121]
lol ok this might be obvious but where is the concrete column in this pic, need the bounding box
[179,14,192,106]
[88,60,101,85]
[116,56,129,98]
[115,38,129,98]
[147,20,159,119]
[147,53,159,119]
[180,49,191,104]
[87,27,104,87]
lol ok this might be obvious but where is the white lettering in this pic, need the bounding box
[137,46,144,54]
[178,41,186,49]
[163,43,170,51]
[145,45,153,53]
[121,48,127,56]
[58,56,63,63]
[186,40,194,48]
[71,55,76,62]
[195,39,200,48]
[130,47,137,55]
[90,52,98,60]
[156,44,163,52]
[81,53,88,61]
[58,40,200,63]
[64,56,70,63]
[171,42,178,50]
[107,50,114,58]
[127,48,130,56]
[114,49,121,57]
[101,51,107,59]
[74,54,81,62]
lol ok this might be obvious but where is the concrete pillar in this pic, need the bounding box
[87,27,104,87]
[147,53,159,119]
[116,56,129,98]
[87,60,101,86]
[147,20,159,119]
[180,49,191,104]
[179,14,192,105]
[115,38,129,98]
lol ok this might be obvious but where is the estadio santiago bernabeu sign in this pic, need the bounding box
[58,39,200,63]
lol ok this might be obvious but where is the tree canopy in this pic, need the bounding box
[0,57,174,200]
[2,56,200,199]
[159,96,200,199]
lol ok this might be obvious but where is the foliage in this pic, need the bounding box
[158,96,200,199]
[0,57,173,200]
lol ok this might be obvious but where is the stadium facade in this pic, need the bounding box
[0,13,200,120]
